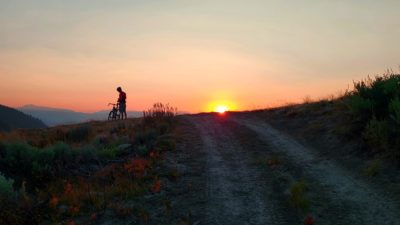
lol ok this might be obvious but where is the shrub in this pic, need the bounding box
[344,74,400,161]
[51,142,76,167]
[0,142,78,185]
[1,142,37,173]
[0,173,14,197]
[31,148,55,180]
[350,74,400,119]
[32,143,75,180]
[97,147,119,161]
[347,95,374,120]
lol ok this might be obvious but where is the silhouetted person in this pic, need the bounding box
[117,87,127,119]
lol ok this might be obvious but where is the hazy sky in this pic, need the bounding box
[1,0,399,112]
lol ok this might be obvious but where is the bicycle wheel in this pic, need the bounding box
[108,111,114,120]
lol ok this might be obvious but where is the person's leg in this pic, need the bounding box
[119,102,126,119]
[122,103,127,119]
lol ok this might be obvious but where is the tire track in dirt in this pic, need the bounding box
[187,114,286,225]
[234,115,400,225]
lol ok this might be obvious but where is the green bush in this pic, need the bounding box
[0,142,79,185]
[50,142,76,166]
[350,74,400,119]
[97,147,119,161]
[0,173,14,197]
[345,74,400,161]
[31,148,54,180]
[347,95,374,120]
[1,142,37,173]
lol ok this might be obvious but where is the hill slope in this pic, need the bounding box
[0,104,47,131]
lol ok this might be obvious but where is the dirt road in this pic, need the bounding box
[173,113,400,225]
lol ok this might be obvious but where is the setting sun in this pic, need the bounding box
[207,100,237,113]
[215,105,229,114]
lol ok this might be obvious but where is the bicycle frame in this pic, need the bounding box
[108,103,121,120]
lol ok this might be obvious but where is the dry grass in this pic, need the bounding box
[0,109,177,224]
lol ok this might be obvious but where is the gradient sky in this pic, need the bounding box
[1,0,399,113]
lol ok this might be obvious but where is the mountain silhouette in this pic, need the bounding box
[19,104,142,126]
[0,104,47,131]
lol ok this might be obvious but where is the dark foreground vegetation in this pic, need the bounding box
[1,74,400,225]
[0,103,178,225]
[261,72,400,166]
[347,73,400,162]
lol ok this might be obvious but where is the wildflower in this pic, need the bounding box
[304,214,315,225]
[149,151,156,158]
[49,196,59,208]
[64,181,73,195]
[91,213,98,221]
[151,179,162,193]
[69,206,80,215]
[124,158,149,178]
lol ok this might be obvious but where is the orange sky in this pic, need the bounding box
[1,1,399,113]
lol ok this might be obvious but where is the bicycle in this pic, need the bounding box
[108,103,121,120]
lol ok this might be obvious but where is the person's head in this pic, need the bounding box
[117,87,122,92]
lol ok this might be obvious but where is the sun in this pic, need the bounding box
[207,100,237,114]
[215,105,229,114]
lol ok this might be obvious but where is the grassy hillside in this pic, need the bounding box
[254,73,400,165]
[0,103,178,225]
[2,74,400,224]
[0,105,46,131]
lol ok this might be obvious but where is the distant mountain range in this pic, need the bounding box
[18,104,142,126]
[0,104,47,131]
